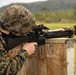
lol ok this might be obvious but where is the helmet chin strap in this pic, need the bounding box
[0,27,9,35]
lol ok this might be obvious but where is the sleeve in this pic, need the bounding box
[0,48,28,75]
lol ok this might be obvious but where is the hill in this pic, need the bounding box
[0,0,76,14]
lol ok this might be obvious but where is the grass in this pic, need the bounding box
[43,23,76,30]
[37,23,76,75]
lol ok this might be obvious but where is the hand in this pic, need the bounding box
[22,42,37,55]
[47,28,65,32]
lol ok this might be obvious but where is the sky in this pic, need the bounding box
[0,0,47,7]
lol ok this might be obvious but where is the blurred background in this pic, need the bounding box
[0,0,76,23]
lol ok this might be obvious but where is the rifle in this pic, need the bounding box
[2,24,76,51]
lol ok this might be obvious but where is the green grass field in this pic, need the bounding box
[38,23,76,75]
[42,23,76,30]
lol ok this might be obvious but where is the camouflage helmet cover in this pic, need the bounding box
[0,5,35,36]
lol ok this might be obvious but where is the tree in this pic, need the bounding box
[40,6,49,17]
[73,5,76,20]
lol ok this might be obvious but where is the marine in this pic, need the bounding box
[0,5,37,75]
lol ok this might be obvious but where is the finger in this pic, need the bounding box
[32,42,37,45]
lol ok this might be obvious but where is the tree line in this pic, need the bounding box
[34,6,76,23]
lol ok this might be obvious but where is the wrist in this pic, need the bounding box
[20,49,29,57]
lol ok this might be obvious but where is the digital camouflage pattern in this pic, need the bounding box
[0,32,28,75]
[0,4,35,74]
[0,5,35,36]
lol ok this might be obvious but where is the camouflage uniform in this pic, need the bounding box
[0,5,35,75]
[0,32,28,75]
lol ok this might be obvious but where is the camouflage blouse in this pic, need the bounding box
[0,34,28,75]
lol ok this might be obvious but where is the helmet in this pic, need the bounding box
[0,5,35,36]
